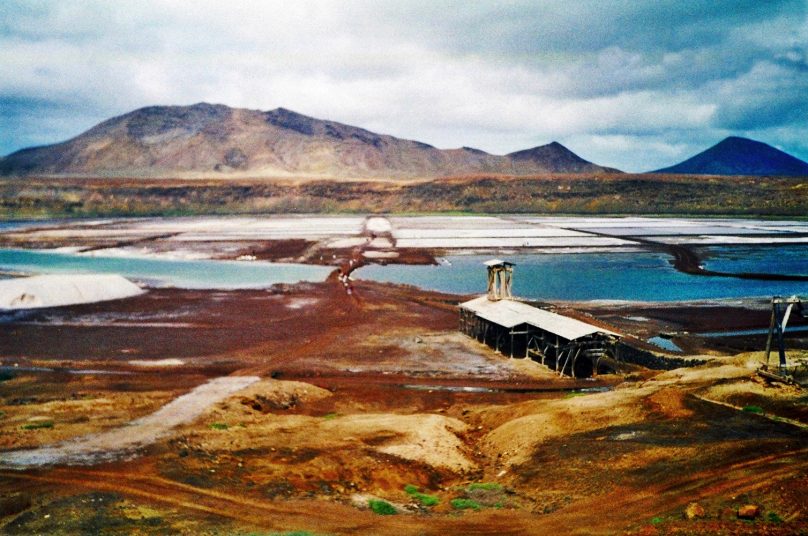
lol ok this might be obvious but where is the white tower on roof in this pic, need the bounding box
[484,259,514,301]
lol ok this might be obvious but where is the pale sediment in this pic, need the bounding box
[0,274,144,310]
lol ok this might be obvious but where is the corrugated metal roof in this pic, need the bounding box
[460,296,619,340]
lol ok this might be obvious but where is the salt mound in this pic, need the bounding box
[0,274,145,310]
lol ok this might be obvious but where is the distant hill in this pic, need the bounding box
[0,103,618,179]
[653,136,808,176]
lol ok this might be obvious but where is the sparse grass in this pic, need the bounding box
[209,422,229,430]
[451,498,481,511]
[244,530,315,536]
[467,482,502,492]
[403,485,439,507]
[368,498,397,515]
[21,421,53,430]
[3,175,807,220]
[742,405,764,414]
[767,512,783,524]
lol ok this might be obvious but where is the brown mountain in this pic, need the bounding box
[0,103,619,179]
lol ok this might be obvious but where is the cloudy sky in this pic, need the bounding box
[1,0,806,171]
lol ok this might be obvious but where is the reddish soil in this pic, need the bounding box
[0,276,806,534]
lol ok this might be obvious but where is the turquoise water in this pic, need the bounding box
[1,245,806,300]
[357,248,808,302]
[0,249,332,289]
[648,336,684,352]
[703,246,808,276]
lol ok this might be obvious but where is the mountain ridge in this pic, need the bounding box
[0,103,618,179]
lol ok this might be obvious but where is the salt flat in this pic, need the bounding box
[2,215,806,261]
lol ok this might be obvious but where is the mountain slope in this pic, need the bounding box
[508,141,620,174]
[653,137,808,176]
[0,103,617,179]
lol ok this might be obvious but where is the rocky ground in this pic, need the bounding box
[0,275,805,535]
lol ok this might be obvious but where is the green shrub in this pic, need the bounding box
[209,422,228,430]
[650,516,665,525]
[742,405,764,414]
[403,485,439,507]
[413,492,439,507]
[368,499,397,515]
[22,421,53,430]
[322,413,340,420]
[767,512,783,524]
[451,498,481,511]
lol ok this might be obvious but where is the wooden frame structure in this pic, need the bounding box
[459,260,620,378]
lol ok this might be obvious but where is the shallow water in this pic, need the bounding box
[648,336,683,352]
[357,247,808,302]
[0,248,332,289]
[702,246,808,277]
[699,325,808,338]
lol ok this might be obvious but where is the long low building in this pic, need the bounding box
[459,260,620,378]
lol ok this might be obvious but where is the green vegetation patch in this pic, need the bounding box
[467,482,503,492]
[742,405,764,414]
[240,532,320,536]
[21,420,53,430]
[451,498,481,511]
[322,412,340,420]
[368,499,397,515]
[209,422,229,430]
[767,512,783,524]
[403,485,439,507]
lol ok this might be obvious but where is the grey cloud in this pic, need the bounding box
[0,0,806,170]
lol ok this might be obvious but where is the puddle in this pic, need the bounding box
[0,365,133,376]
[648,336,683,353]
[1,376,259,468]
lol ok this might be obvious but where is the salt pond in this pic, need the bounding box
[357,247,808,302]
[0,248,332,289]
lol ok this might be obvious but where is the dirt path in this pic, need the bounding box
[2,446,804,535]
[0,376,259,468]
[528,447,808,534]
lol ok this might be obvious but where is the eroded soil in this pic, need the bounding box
[0,278,806,535]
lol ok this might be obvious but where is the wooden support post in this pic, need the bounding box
[570,346,582,379]
[554,335,560,371]
[764,301,776,367]
[557,349,568,376]
[510,331,514,358]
